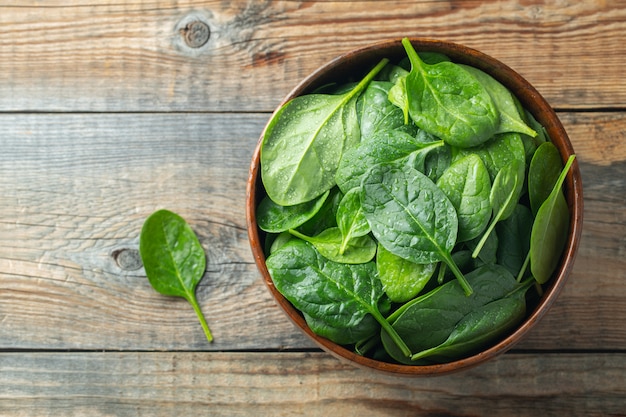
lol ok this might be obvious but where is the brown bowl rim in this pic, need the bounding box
[246,38,583,376]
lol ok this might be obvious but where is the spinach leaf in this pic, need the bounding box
[360,162,472,295]
[256,190,330,233]
[266,239,411,356]
[453,132,526,181]
[472,158,525,259]
[139,209,213,343]
[336,188,371,254]
[400,37,499,148]
[436,154,492,242]
[289,227,376,264]
[460,64,537,138]
[376,243,436,303]
[496,204,533,277]
[388,74,410,124]
[297,187,343,236]
[409,279,533,362]
[382,264,519,364]
[359,81,413,141]
[528,142,563,216]
[530,155,576,283]
[423,143,452,183]
[261,58,389,206]
[335,129,443,193]
[303,311,380,345]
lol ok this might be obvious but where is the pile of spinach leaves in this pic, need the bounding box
[258,38,575,364]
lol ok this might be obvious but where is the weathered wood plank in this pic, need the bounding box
[0,1,624,112]
[1,351,625,417]
[0,112,624,351]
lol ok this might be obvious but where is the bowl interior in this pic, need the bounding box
[246,38,583,375]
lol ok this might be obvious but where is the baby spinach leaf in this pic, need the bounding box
[400,37,499,148]
[336,188,371,254]
[410,279,532,362]
[297,187,343,237]
[256,190,330,233]
[376,243,436,303]
[289,227,376,264]
[423,143,452,183]
[460,64,537,138]
[528,142,563,216]
[466,228,499,267]
[335,129,443,193]
[261,58,389,206]
[303,311,380,345]
[472,158,525,259]
[530,155,576,284]
[453,132,526,181]
[360,162,472,295]
[436,154,492,242]
[359,81,412,141]
[496,204,533,277]
[139,209,213,343]
[266,239,411,356]
[382,264,519,364]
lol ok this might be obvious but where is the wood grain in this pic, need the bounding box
[1,351,625,417]
[0,0,624,112]
[1,111,624,351]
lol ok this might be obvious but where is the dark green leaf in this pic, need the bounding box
[360,162,472,295]
[289,227,376,264]
[528,142,563,216]
[472,158,526,259]
[261,59,389,205]
[376,243,436,303]
[460,64,537,137]
[382,264,519,364]
[410,280,532,362]
[256,190,330,233]
[335,129,443,193]
[530,155,575,283]
[336,188,371,254]
[139,209,212,343]
[437,154,492,242]
[401,38,499,148]
[496,204,533,277]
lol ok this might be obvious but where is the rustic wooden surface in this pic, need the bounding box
[1,1,625,416]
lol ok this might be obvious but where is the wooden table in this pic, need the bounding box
[1,1,625,416]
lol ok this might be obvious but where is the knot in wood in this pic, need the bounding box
[113,248,143,271]
[182,21,210,48]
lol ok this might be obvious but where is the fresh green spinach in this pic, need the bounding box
[400,38,499,148]
[376,243,436,303]
[139,209,213,343]
[261,58,389,206]
[436,154,492,242]
[530,155,576,283]
[360,162,472,295]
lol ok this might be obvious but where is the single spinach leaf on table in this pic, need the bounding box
[139,209,213,343]
[460,64,537,138]
[381,264,520,364]
[289,227,376,264]
[261,58,389,206]
[409,279,533,362]
[530,155,576,284]
[336,188,371,254]
[360,162,472,295]
[256,190,330,233]
[376,243,436,303]
[436,154,492,242]
[400,37,499,148]
[528,141,564,216]
[335,129,444,193]
[472,158,526,259]
[266,239,410,356]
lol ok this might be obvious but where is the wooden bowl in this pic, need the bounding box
[246,38,583,375]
